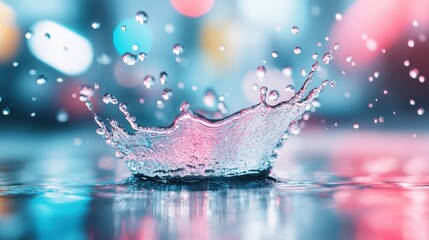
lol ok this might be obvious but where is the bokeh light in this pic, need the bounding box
[171,0,214,18]
[27,20,93,75]
[113,18,153,55]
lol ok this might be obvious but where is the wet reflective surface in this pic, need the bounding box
[1,129,429,240]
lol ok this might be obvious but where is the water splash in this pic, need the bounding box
[80,61,328,181]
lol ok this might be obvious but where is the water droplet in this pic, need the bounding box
[366,39,378,51]
[282,67,292,77]
[103,93,118,104]
[404,60,410,67]
[379,116,384,123]
[330,81,336,87]
[56,109,69,123]
[271,51,278,58]
[0,96,2,102]
[312,53,318,59]
[353,123,359,129]
[409,68,419,79]
[94,83,100,89]
[122,53,137,65]
[56,77,64,83]
[374,118,378,124]
[291,26,299,34]
[408,39,415,48]
[25,31,33,39]
[139,98,145,104]
[383,89,388,95]
[256,66,266,78]
[180,101,190,113]
[412,20,419,27]
[322,53,334,64]
[91,21,101,29]
[300,68,306,76]
[36,74,47,85]
[172,44,184,55]
[268,90,280,101]
[418,34,426,42]
[121,25,127,31]
[138,52,147,61]
[368,103,373,108]
[417,108,425,115]
[219,45,225,51]
[30,112,36,117]
[345,92,351,98]
[335,13,342,21]
[333,43,340,50]
[341,70,347,75]
[2,107,10,116]
[293,47,302,54]
[135,11,149,24]
[159,71,168,85]
[418,75,425,83]
[409,99,416,105]
[191,85,198,91]
[143,75,155,89]
[162,88,173,100]
[12,61,18,67]
[44,33,51,39]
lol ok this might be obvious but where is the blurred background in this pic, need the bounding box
[1,1,429,239]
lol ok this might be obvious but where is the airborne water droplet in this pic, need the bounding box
[346,56,353,62]
[333,43,340,50]
[172,44,184,55]
[271,51,278,58]
[291,26,299,34]
[312,53,318,59]
[322,53,334,64]
[36,74,47,85]
[138,52,147,61]
[409,99,415,105]
[162,88,173,100]
[143,75,155,89]
[256,66,266,78]
[408,39,415,48]
[122,53,137,65]
[335,13,342,21]
[293,47,302,54]
[159,71,168,85]
[417,108,425,116]
[44,33,51,39]
[353,123,359,129]
[135,11,149,24]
